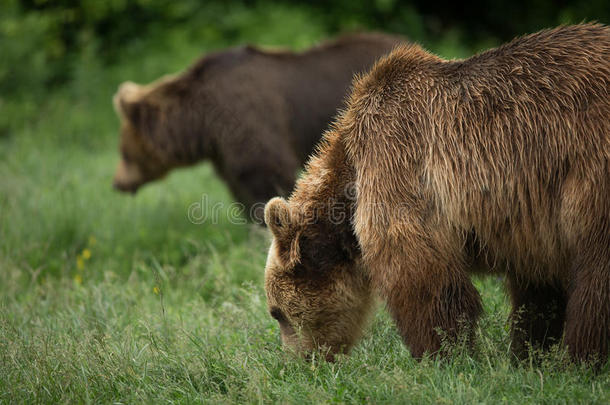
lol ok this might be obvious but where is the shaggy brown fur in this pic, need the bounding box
[112,33,404,221]
[264,24,610,365]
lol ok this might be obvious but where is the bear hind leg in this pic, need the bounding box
[564,247,610,366]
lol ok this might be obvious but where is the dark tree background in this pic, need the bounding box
[2,0,609,96]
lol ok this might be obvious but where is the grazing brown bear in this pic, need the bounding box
[264,24,610,365]
[112,33,404,221]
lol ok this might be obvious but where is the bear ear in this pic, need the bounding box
[265,198,302,268]
[113,81,146,124]
[120,99,144,126]
[264,197,293,238]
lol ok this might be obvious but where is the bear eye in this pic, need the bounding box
[270,307,286,322]
[121,150,131,163]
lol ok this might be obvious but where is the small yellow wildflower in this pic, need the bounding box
[76,255,85,271]
[74,274,83,284]
[88,236,97,246]
[153,286,161,295]
[82,248,91,260]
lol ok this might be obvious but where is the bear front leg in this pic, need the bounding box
[367,237,482,359]
[506,275,567,359]
[219,136,300,223]
[233,165,298,223]
[564,250,610,366]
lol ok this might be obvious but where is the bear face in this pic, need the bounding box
[264,197,373,360]
[112,81,172,193]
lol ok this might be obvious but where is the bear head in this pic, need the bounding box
[263,197,373,361]
[112,76,188,193]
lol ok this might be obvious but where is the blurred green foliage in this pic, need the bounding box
[1,0,201,96]
[1,0,608,99]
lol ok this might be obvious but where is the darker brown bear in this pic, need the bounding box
[112,33,404,221]
[264,24,610,366]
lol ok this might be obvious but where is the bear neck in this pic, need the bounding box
[146,79,217,166]
[291,129,358,251]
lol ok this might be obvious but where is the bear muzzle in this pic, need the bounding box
[112,179,139,194]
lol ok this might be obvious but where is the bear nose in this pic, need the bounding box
[112,180,137,194]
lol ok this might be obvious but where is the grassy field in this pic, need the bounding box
[1,6,608,404]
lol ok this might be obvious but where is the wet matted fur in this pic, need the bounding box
[264,24,610,366]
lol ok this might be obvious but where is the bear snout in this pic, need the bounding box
[112,159,146,194]
[112,179,139,194]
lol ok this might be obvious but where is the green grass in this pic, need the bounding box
[1,5,608,404]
